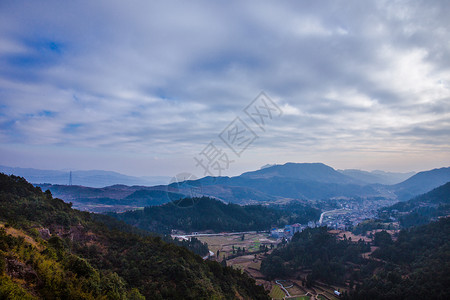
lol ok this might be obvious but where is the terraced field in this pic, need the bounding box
[269,285,285,299]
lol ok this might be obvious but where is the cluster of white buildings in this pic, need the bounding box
[270,221,319,239]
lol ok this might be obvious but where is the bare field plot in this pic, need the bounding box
[329,230,372,242]
[248,260,261,270]
[227,254,259,270]
[285,284,306,297]
[196,232,275,260]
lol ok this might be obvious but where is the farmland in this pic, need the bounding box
[195,231,343,299]
[194,232,276,260]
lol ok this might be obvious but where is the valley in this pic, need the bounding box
[2,1,449,298]
[1,163,449,299]
[180,226,398,300]
[189,231,346,300]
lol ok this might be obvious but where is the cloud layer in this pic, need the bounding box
[0,0,449,176]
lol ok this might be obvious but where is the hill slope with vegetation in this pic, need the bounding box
[0,173,269,299]
[349,217,450,299]
[36,183,184,213]
[260,227,370,285]
[392,167,450,200]
[111,197,320,234]
[380,181,450,227]
[259,218,450,299]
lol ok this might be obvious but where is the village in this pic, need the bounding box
[172,206,400,300]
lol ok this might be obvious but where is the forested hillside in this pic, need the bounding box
[260,227,370,285]
[349,217,450,299]
[111,197,320,233]
[392,167,450,200]
[259,218,450,299]
[380,182,450,227]
[0,173,269,299]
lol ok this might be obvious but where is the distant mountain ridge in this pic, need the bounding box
[389,181,450,211]
[7,163,450,211]
[196,175,380,202]
[393,167,450,200]
[35,163,386,211]
[181,163,449,204]
[36,183,184,213]
[338,169,415,185]
[241,162,359,184]
[180,163,385,204]
[0,165,170,187]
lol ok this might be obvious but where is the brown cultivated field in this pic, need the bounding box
[197,231,345,299]
[196,232,276,260]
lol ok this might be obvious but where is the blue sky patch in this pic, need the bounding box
[63,123,83,134]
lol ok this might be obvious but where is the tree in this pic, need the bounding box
[128,288,145,300]
[221,259,227,267]
[45,189,52,199]
[260,255,287,279]
[306,274,315,288]
[373,230,393,247]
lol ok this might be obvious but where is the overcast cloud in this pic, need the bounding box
[0,0,449,177]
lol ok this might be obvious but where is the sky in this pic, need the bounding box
[0,0,449,178]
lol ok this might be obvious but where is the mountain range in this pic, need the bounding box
[242,163,358,184]
[391,167,450,200]
[0,165,170,188]
[338,169,415,185]
[6,163,450,212]
[197,164,448,204]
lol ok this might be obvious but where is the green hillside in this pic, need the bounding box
[392,167,450,200]
[259,219,450,299]
[260,226,370,284]
[381,181,450,227]
[350,217,450,299]
[0,173,269,299]
[111,197,320,234]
